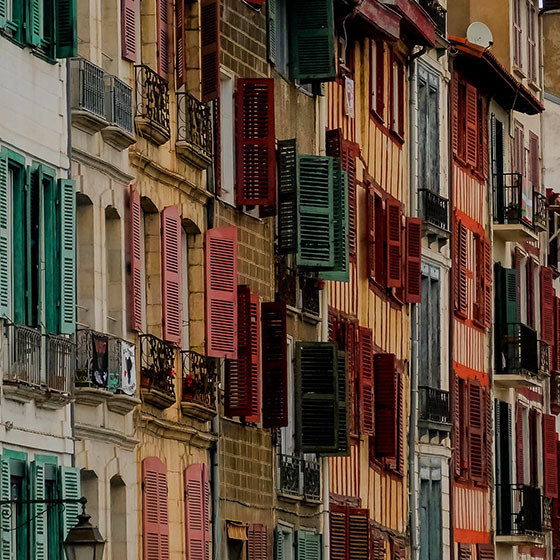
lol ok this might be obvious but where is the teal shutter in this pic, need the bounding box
[290,0,335,82]
[0,0,6,29]
[61,466,81,537]
[44,179,59,334]
[267,0,277,66]
[275,528,284,560]
[31,461,47,560]
[321,164,349,281]
[55,0,77,57]
[504,268,519,325]
[58,179,76,334]
[0,457,12,560]
[0,154,10,318]
[26,0,42,45]
[297,155,333,269]
[277,139,299,254]
[297,531,322,560]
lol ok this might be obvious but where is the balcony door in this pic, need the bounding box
[491,115,505,219]
[419,263,441,389]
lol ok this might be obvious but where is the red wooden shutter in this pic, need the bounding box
[454,219,468,316]
[530,133,540,189]
[480,96,489,178]
[555,296,560,371]
[453,375,461,478]
[328,307,339,342]
[367,187,376,281]
[484,388,493,485]
[544,414,559,498]
[374,353,397,457]
[516,401,525,484]
[142,457,169,560]
[184,464,210,560]
[262,302,288,428]
[121,0,137,61]
[156,0,170,79]
[161,206,182,344]
[469,381,484,483]
[348,508,369,558]
[541,267,555,346]
[386,199,402,288]
[244,293,261,422]
[452,74,459,156]
[359,327,374,436]
[405,217,422,303]
[465,84,478,167]
[129,185,142,332]
[205,226,237,358]
[483,238,492,328]
[330,505,348,560]
[526,258,535,328]
[248,524,267,560]
[200,0,220,102]
[235,78,276,207]
[477,544,494,560]
[458,543,471,560]
[175,0,185,88]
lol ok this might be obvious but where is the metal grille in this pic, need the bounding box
[46,334,75,394]
[139,333,176,400]
[278,454,301,496]
[497,484,542,535]
[418,386,450,424]
[134,64,170,134]
[181,350,217,411]
[534,191,548,232]
[419,188,448,231]
[176,92,213,161]
[2,322,42,386]
[105,75,133,132]
[302,459,321,501]
[496,322,538,376]
[301,274,320,316]
[70,57,106,117]
[538,340,550,379]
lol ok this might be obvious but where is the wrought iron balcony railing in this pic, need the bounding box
[534,191,548,232]
[104,75,133,133]
[419,188,448,231]
[134,64,170,144]
[418,386,451,424]
[176,91,213,168]
[46,334,75,394]
[139,334,176,405]
[2,322,42,387]
[496,322,538,377]
[543,496,553,532]
[496,484,542,536]
[278,454,301,496]
[302,459,321,501]
[417,0,446,37]
[181,350,217,411]
[69,57,106,119]
[538,340,550,379]
[494,173,542,230]
[301,274,320,316]
[277,259,298,308]
[551,371,560,411]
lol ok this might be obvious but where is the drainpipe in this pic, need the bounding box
[211,388,221,560]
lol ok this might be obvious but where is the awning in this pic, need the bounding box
[227,522,248,541]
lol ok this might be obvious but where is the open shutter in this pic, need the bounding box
[55,0,77,57]
[374,353,397,457]
[330,505,347,560]
[480,97,489,178]
[61,466,81,537]
[544,414,559,498]
[0,458,12,560]
[367,187,375,280]
[27,0,42,45]
[530,133,539,189]
[541,267,554,346]
[482,238,492,328]
[267,0,277,65]
[290,0,335,82]
[175,0,185,88]
[348,508,369,559]
[0,0,6,28]
[297,155,334,269]
[454,219,468,316]
[0,154,10,317]
[359,327,374,436]
[121,0,137,61]
[200,0,220,102]
[555,296,560,371]
[156,0,170,79]
[58,179,76,334]
[205,226,237,358]
[465,84,478,168]
[142,457,169,560]
[296,342,338,454]
[277,139,299,254]
[244,293,261,422]
[184,464,210,560]
[262,302,288,428]
[335,351,349,456]
[346,320,359,436]
[161,205,182,344]
[405,217,422,303]
[31,461,46,560]
[516,402,525,484]
[297,532,322,560]
[386,200,402,288]
[477,544,495,560]
[484,390,493,485]
[235,78,276,207]
[248,524,267,560]
[452,74,459,155]
[469,381,484,483]
[453,376,461,478]
[129,185,143,331]
[275,528,284,560]
[504,268,519,324]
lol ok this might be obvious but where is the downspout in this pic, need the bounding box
[211,397,221,560]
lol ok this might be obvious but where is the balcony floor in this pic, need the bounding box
[493,223,538,242]
[494,373,542,388]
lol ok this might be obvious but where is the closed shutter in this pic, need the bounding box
[513,0,522,66]
[0,1,6,28]
[27,0,42,45]
[156,0,170,79]
[248,524,267,560]
[55,0,77,57]
[31,461,46,560]
[541,267,555,346]
[0,154,9,317]
[58,179,76,334]
[205,226,237,358]
[290,0,336,82]
[121,0,137,61]
[544,414,559,498]
[367,187,375,280]
[267,0,277,65]
[386,200,402,288]
[359,327,374,436]
[452,74,459,155]
[161,205,182,344]
[261,302,288,428]
[454,219,468,316]
[479,96,489,179]
[277,139,299,254]
[297,155,334,269]
[235,78,276,207]
[516,402,525,484]
[405,217,422,303]
[175,0,185,88]
[348,508,369,559]
[453,376,461,478]
[129,185,143,331]
[142,457,169,560]
[329,505,347,560]
[61,466,81,537]
[469,381,484,483]
[296,342,338,454]
[504,268,519,324]
[477,544,495,560]
[296,531,322,560]
[275,528,284,560]
[374,353,397,457]
[184,464,210,560]
[200,0,220,102]
[530,133,539,188]
[526,258,535,328]
[465,84,478,168]
[482,238,492,328]
[244,293,261,422]
[0,457,11,560]
[335,351,349,456]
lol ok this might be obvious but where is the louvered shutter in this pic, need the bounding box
[516,402,525,484]
[0,1,6,28]
[296,342,338,454]
[275,528,284,560]
[290,0,336,82]
[347,320,359,436]
[477,544,495,560]
[469,381,484,483]
[454,219,468,316]
[530,133,539,189]
[330,505,347,560]
[504,268,519,324]
[359,327,374,436]
[458,543,471,560]
[244,293,261,422]
[452,375,462,478]
[176,0,186,88]
[31,461,46,560]
[297,155,334,269]
[386,200,402,288]
[526,258,535,328]
[248,524,267,560]
[367,187,375,281]
[161,205,182,344]
[235,78,276,207]
[142,457,169,560]
[129,185,143,331]
[374,353,397,457]
[201,0,220,102]
[0,154,10,317]
[541,267,555,346]
[121,0,137,61]
[27,0,42,45]
[328,307,338,342]
[482,238,492,328]
[348,508,369,559]
[205,226,237,358]
[184,464,210,560]
[156,0,170,79]
[544,414,559,498]
[296,531,322,560]
[335,351,349,456]
[277,139,299,254]
[55,0,77,57]
[484,390,493,485]
[452,74,459,156]
[555,297,560,371]
[465,84,478,168]
[405,217,422,303]
[61,466,81,538]
[58,179,76,334]
[262,302,288,428]
[267,0,277,65]
[0,457,11,560]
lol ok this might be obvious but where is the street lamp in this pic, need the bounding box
[63,499,106,560]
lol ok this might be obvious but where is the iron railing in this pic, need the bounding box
[496,322,538,376]
[419,188,448,231]
[551,371,560,411]
[538,340,550,379]
[496,484,542,535]
[180,350,217,411]
[176,92,213,162]
[46,334,75,394]
[134,64,170,136]
[534,191,548,232]
[277,259,298,308]
[494,173,534,227]
[417,0,446,37]
[543,496,553,532]
[2,323,42,386]
[303,459,321,501]
[69,57,106,118]
[278,454,301,496]
[301,274,320,316]
[418,386,450,424]
[139,334,176,400]
[105,75,133,133]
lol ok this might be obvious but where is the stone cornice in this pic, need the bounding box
[72,147,134,184]
[74,422,139,451]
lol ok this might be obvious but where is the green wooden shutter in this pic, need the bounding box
[290,0,335,82]
[0,154,10,318]
[0,0,6,30]
[0,457,12,560]
[267,0,277,66]
[297,531,322,560]
[26,0,42,45]
[44,179,59,334]
[277,139,299,254]
[275,528,284,560]
[504,268,519,325]
[58,179,76,334]
[61,466,81,536]
[31,461,47,560]
[55,0,77,58]
[297,155,333,269]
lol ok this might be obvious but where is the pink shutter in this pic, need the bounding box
[452,74,459,156]
[121,0,137,61]
[156,0,170,79]
[200,0,220,102]
[530,132,540,189]
[248,524,267,560]
[142,457,169,560]
[465,84,478,168]
[184,464,210,560]
[541,267,555,347]
[374,353,398,457]
[244,293,261,423]
[405,217,422,303]
[544,414,559,498]
[176,0,185,88]
[359,327,374,436]
[161,206,182,344]
[386,199,402,288]
[129,185,143,332]
[205,227,237,358]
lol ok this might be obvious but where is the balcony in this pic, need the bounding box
[538,340,550,379]
[551,371,560,414]
[101,75,136,150]
[69,57,108,134]
[303,458,321,501]
[176,92,213,169]
[495,323,539,387]
[417,0,446,37]
[301,274,320,317]
[534,191,548,232]
[543,496,553,532]
[277,259,298,308]
[278,454,321,502]
[418,386,451,433]
[139,334,176,409]
[180,350,218,421]
[134,64,170,145]
[496,484,543,542]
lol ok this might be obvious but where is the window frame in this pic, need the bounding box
[370,39,384,122]
[419,263,441,389]
[390,52,405,141]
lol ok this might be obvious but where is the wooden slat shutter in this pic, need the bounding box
[454,219,468,316]
[482,238,492,328]
[262,302,288,428]
[275,528,284,560]
[348,508,369,559]
[235,78,276,207]
[121,0,137,61]
[477,544,494,560]
[0,154,10,317]
[329,505,347,560]
[267,0,277,65]
[296,531,322,560]
[484,390,493,485]
[142,457,170,560]
[290,0,336,82]
[541,267,555,346]
[405,217,422,303]
[374,353,397,457]
[55,0,77,57]
[516,402,525,484]
[0,1,6,29]
[452,74,459,155]
[335,351,349,456]
[0,457,11,560]
[200,0,220,102]
[31,461,46,560]
[161,205,182,344]
[296,342,338,454]
[359,327,374,436]
[184,464,210,560]
[61,466,81,537]
[453,375,461,478]
[248,524,267,560]
[297,155,334,269]
[386,200,402,288]
[27,0,42,45]
[526,258,535,328]
[244,293,261,422]
[367,186,376,281]
[458,543,471,560]
[129,185,143,331]
[205,226,237,358]
[347,320,359,436]
[479,96,489,179]
[544,414,559,498]
[175,0,185,88]
[530,132,540,189]
[58,179,76,334]
[555,296,560,371]
[277,139,299,254]
[504,267,519,324]
[156,0,170,79]
[465,84,478,168]
[469,381,484,483]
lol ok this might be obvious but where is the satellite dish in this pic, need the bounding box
[466,22,494,49]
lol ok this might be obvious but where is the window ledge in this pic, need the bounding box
[2,381,71,408]
[512,65,527,80]
[101,125,136,151]
[72,108,109,135]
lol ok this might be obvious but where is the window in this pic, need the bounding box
[329,506,369,559]
[281,337,295,455]
[419,264,441,389]
[526,0,537,82]
[390,54,404,138]
[513,0,523,68]
[371,39,384,119]
[220,71,235,205]
[420,457,442,560]
[110,476,128,559]
[275,526,294,560]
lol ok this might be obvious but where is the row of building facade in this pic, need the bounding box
[2,0,560,558]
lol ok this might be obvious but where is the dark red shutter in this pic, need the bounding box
[465,84,478,168]
[516,401,525,484]
[156,0,170,79]
[483,238,492,328]
[244,293,261,423]
[405,217,422,303]
[347,320,359,436]
[330,505,347,560]
[542,267,555,346]
[200,0,220,102]
[477,544,494,560]
[484,388,492,485]
[129,185,142,331]
[458,543,471,560]
[247,524,267,560]
[184,464,210,560]
[175,0,186,88]
[454,219,468,316]
[544,414,559,498]
[453,375,461,478]
[359,327,374,436]
[328,307,339,342]
[235,78,276,207]
[469,381,484,483]
[555,296,560,371]
[452,74,459,156]
[530,132,540,189]
[121,0,137,61]
[367,187,376,281]
[386,200,402,288]
[262,302,288,428]
[142,457,169,560]
[348,508,369,559]
[374,353,397,457]
[526,258,535,328]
